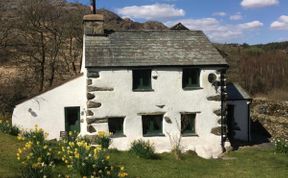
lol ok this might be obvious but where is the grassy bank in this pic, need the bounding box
[0,133,287,178]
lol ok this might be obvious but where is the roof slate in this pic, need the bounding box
[85,30,227,67]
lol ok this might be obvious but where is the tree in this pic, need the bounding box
[17,0,67,91]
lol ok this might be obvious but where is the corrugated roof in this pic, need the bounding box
[227,83,252,100]
[85,30,227,67]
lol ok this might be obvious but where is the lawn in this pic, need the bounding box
[0,132,287,178]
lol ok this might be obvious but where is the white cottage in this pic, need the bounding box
[12,13,251,159]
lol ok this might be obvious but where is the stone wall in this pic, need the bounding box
[251,99,288,138]
[85,67,227,159]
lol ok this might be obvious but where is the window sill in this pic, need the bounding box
[143,133,165,137]
[111,134,126,138]
[182,87,203,91]
[181,133,199,137]
[133,89,154,92]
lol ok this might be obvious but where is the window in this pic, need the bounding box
[108,117,125,137]
[142,115,163,136]
[133,69,152,91]
[181,114,196,135]
[64,107,80,132]
[182,68,200,89]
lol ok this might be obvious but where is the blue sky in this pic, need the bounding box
[69,0,288,44]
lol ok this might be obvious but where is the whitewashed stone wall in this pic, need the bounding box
[86,67,225,159]
[12,76,86,140]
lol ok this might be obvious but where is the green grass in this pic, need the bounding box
[0,133,23,178]
[0,132,287,178]
[110,148,288,178]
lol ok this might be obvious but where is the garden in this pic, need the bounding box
[0,119,288,178]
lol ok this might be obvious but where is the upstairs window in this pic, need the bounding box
[181,113,197,136]
[108,117,125,137]
[142,115,163,136]
[182,68,200,89]
[133,69,152,91]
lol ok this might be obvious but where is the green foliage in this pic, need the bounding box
[129,139,157,159]
[0,120,20,136]
[273,138,288,154]
[58,132,127,177]
[92,131,111,149]
[17,126,54,178]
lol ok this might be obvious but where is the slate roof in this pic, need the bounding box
[227,83,252,101]
[85,30,228,67]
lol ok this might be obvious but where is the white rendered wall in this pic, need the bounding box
[227,100,250,141]
[88,67,224,159]
[12,76,86,140]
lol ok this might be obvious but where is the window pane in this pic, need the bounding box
[182,68,200,88]
[133,69,152,90]
[181,114,196,134]
[108,117,124,135]
[142,115,163,136]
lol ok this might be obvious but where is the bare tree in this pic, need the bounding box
[17,0,67,91]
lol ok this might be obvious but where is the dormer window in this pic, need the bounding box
[132,69,152,91]
[182,68,200,89]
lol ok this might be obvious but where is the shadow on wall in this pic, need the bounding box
[230,118,271,150]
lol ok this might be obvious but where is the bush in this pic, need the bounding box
[273,138,288,154]
[0,120,20,136]
[17,126,54,178]
[59,134,127,177]
[129,139,157,159]
[92,131,111,149]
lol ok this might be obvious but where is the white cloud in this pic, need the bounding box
[230,13,243,20]
[271,15,288,30]
[166,18,241,42]
[117,4,185,20]
[241,0,279,8]
[213,12,226,17]
[238,21,263,30]
[166,19,263,42]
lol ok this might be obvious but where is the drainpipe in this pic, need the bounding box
[220,70,228,151]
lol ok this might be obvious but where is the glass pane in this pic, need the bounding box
[181,114,196,134]
[142,115,163,135]
[133,69,152,90]
[183,68,200,88]
[108,117,124,135]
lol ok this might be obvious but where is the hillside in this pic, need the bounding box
[0,0,288,116]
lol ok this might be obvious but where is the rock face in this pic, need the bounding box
[251,99,288,138]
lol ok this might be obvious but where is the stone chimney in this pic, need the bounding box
[83,14,104,36]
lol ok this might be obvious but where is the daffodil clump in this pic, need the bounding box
[0,119,20,136]
[59,131,127,178]
[17,125,54,178]
[273,138,288,154]
[93,131,111,149]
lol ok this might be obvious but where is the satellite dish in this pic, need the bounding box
[208,73,217,83]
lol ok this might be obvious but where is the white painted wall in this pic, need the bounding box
[227,100,250,141]
[88,67,225,159]
[12,76,86,140]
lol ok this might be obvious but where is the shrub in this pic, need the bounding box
[129,139,157,159]
[92,131,111,149]
[273,138,288,154]
[0,120,20,136]
[17,125,54,178]
[59,136,127,177]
